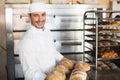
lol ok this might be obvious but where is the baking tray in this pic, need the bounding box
[85,28,120,33]
[85,35,120,41]
[85,40,120,47]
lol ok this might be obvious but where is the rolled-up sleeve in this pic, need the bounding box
[55,50,64,64]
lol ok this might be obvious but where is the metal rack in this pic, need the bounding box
[83,10,120,70]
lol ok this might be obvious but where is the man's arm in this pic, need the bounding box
[18,42,47,80]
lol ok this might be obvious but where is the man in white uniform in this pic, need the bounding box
[18,2,67,80]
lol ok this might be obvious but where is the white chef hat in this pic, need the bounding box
[29,2,46,13]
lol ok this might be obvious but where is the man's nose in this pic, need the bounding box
[38,16,41,20]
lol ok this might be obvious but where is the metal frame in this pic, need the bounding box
[83,10,120,69]
[6,8,15,80]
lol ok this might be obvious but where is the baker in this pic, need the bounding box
[17,2,74,80]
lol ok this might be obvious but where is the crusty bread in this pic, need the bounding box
[69,70,87,80]
[99,36,104,40]
[105,35,111,39]
[60,58,74,69]
[111,21,120,26]
[74,62,91,72]
[99,21,110,25]
[99,21,120,26]
[112,35,117,38]
[100,50,118,59]
[111,42,118,45]
[104,42,111,46]
[46,71,66,80]
[98,42,103,46]
[53,65,69,74]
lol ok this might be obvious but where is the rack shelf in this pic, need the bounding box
[83,10,120,70]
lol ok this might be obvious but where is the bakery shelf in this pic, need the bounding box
[99,25,120,28]
[85,29,120,33]
[84,51,95,54]
[84,24,96,26]
[99,29,120,33]
[99,21,120,26]
[97,57,120,61]
[83,10,120,70]
[97,61,120,71]
[84,29,120,33]
[85,17,120,21]
[85,35,120,41]
[85,40,120,47]
[87,51,120,61]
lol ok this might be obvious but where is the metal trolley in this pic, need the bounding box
[83,10,120,70]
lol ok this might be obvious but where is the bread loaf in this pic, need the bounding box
[99,21,110,25]
[107,62,119,70]
[97,61,110,71]
[46,71,66,80]
[69,62,91,80]
[111,42,118,45]
[69,70,87,80]
[104,42,111,46]
[74,62,91,72]
[105,35,111,39]
[100,50,118,59]
[99,21,120,26]
[112,35,117,38]
[60,58,74,69]
[99,36,104,40]
[98,42,103,46]
[53,65,69,74]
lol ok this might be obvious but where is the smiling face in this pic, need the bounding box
[29,12,46,29]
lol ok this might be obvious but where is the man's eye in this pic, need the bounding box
[33,14,39,17]
[42,13,46,16]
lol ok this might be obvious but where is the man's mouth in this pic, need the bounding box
[36,21,44,23]
[36,21,44,25]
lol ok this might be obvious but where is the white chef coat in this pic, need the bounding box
[18,25,63,80]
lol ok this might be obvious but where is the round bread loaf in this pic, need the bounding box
[111,21,119,26]
[112,35,117,38]
[99,36,104,40]
[46,71,66,80]
[70,71,87,80]
[104,42,111,46]
[53,65,69,74]
[60,59,74,69]
[98,42,103,46]
[74,62,91,72]
[112,42,118,45]
[105,35,111,39]
[99,21,110,25]
[100,50,118,59]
